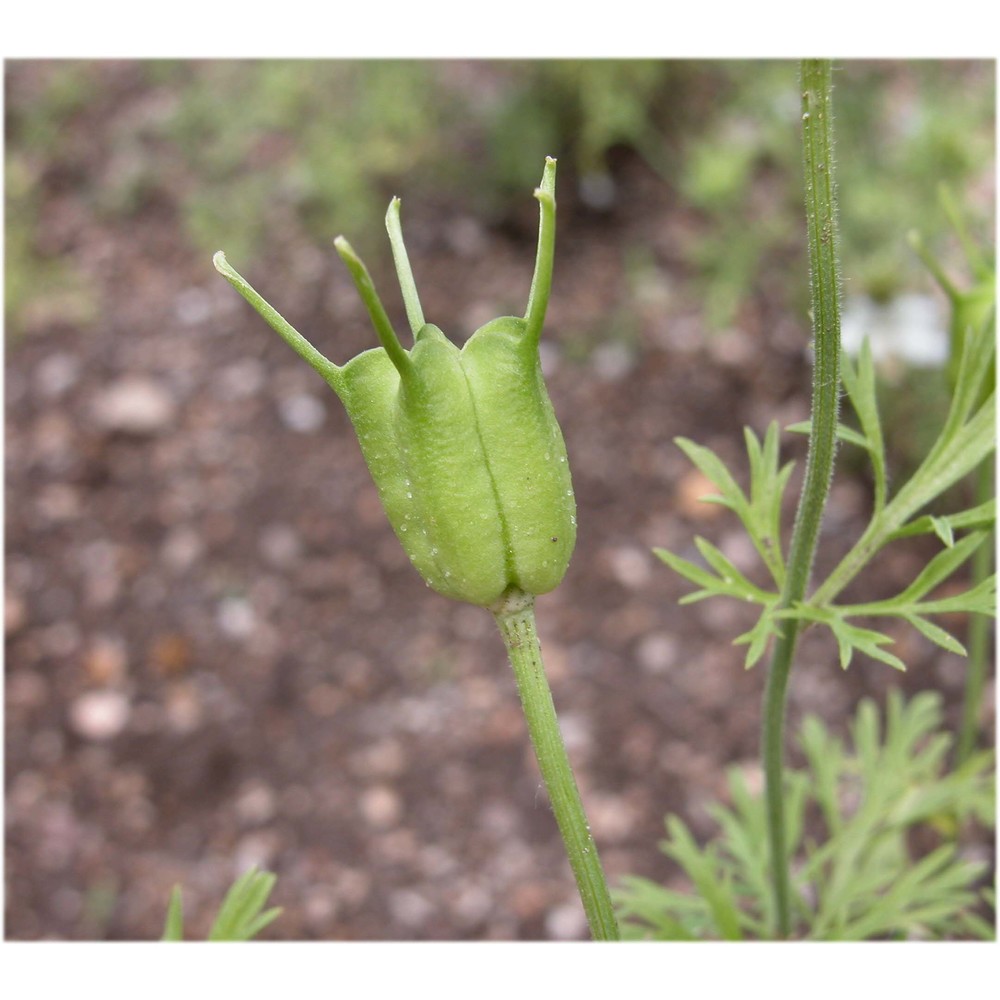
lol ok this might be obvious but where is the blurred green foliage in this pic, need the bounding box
[677,61,995,328]
[151,60,460,263]
[481,60,686,203]
[5,62,101,338]
[5,59,993,343]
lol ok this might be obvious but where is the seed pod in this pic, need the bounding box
[214,158,575,609]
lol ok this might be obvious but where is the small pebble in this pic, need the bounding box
[163,684,203,733]
[636,632,678,675]
[7,670,49,711]
[216,358,265,401]
[69,690,130,741]
[34,352,81,397]
[40,620,82,658]
[592,342,635,382]
[83,635,128,685]
[79,539,122,608]
[335,868,372,908]
[278,393,326,433]
[388,889,435,928]
[707,328,754,367]
[545,901,589,940]
[92,377,176,435]
[508,882,549,921]
[304,887,338,926]
[216,596,256,639]
[236,781,278,826]
[606,545,652,589]
[161,525,205,572]
[234,831,280,872]
[586,792,635,842]
[358,785,403,829]
[557,712,591,754]
[174,286,213,326]
[32,412,75,465]
[452,883,493,926]
[258,523,302,568]
[352,739,406,779]
[148,632,192,676]
[37,483,82,523]
[675,467,726,520]
[5,591,27,635]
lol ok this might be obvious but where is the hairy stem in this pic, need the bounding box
[762,59,843,938]
[493,590,620,940]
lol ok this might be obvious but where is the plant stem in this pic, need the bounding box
[957,456,994,764]
[493,589,620,940]
[761,59,843,939]
[760,623,799,937]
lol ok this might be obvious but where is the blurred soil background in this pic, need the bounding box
[4,59,995,940]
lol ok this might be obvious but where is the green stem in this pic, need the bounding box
[334,236,413,377]
[213,252,343,391]
[762,59,843,939]
[385,197,426,338]
[493,589,620,941]
[957,456,994,764]
[524,157,557,348]
[760,622,800,937]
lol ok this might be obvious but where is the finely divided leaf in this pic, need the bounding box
[744,422,795,585]
[910,574,996,617]
[840,340,887,510]
[692,536,774,602]
[661,816,745,941]
[903,613,967,656]
[781,605,906,671]
[734,604,782,669]
[889,500,995,544]
[891,532,987,605]
[674,429,794,590]
[788,419,869,451]
[654,542,777,606]
[654,547,727,604]
[830,618,906,672]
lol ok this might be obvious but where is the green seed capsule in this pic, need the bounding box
[214,158,575,609]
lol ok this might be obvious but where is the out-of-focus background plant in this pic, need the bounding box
[8,60,993,345]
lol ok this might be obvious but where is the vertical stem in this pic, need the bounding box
[760,622,800,938]
[493,590,620,940]
[762,59,843,938]
[957,457,994,764]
